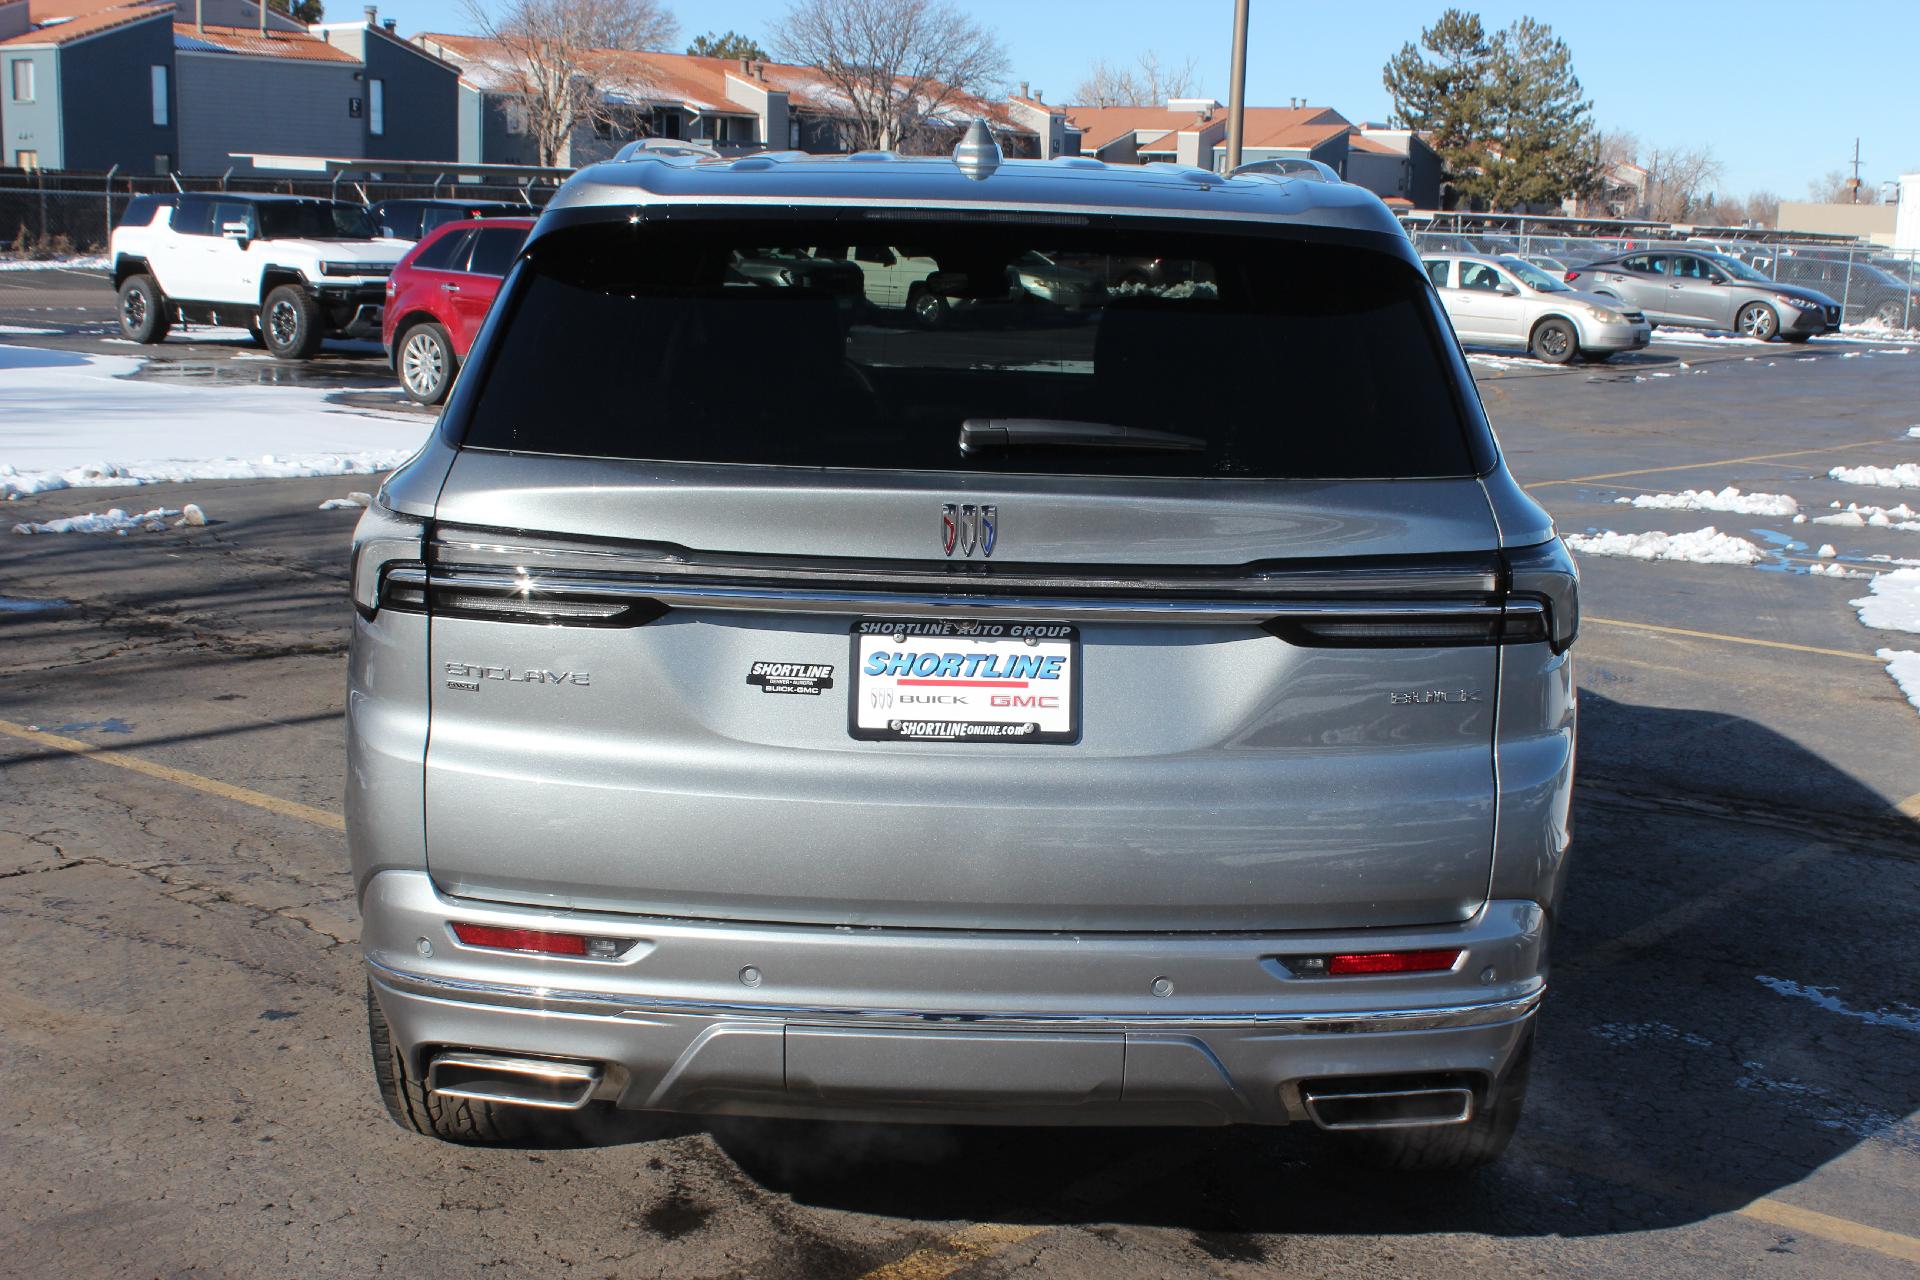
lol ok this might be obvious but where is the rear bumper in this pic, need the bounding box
[363,870,1546,1126]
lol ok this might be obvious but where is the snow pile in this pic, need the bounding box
[1908,426,1920,439]
[1812,501,1920,531]
[319,492,372,510]
[1815,544,1837,558]
[0,325,59,336]
[0,343,427,500]
[1849,568,1920,633]
[1809,562,1867,579]
[1615,486,1798,516]
[1881,650,1920,715]
[13,506,178,535]
[1565,527,1765,565]
[0,255,109,272]
[1830,463,1920,488]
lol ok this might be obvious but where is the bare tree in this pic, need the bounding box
[1742,190,1780,227]
[1638,144,1722,221]
[773,0,1008,153]
[1071,51,1200,107]
[1806,168,1879,204]
[461,0,676,166]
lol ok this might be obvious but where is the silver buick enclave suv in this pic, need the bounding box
[348,127,1578,1169]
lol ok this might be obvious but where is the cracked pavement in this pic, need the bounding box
[2,296,1919,1277]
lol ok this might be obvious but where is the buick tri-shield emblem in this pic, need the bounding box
[941,504,997,558]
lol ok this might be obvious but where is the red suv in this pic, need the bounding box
[383,217,535,404]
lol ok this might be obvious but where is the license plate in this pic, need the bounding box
[849,619,1080,744]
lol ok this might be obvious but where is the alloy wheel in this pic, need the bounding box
[268,298,300,348]
[401,330,446,398]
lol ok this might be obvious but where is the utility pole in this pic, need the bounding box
[1224,0,1249,171]
[1849,137,1862,203]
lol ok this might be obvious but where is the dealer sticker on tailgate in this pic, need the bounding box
[849,619,1080,744]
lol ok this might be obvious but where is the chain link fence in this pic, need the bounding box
[1403,214,1919,333]
[0,167,555,257]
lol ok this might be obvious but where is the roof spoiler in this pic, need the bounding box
[1228,157,1342,184]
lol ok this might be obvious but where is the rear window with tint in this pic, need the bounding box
[462,220,1478,479]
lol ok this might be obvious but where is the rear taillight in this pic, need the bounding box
[450,922,628,958]
[1504,538,1580,653]
[350,501,426,618]
[1266,610,1545,649]
[1283,949,1463,976]
[1563,269,1581,282]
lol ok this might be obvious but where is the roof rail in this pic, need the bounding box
[1229,157,1341,183]
[612,138,723,163]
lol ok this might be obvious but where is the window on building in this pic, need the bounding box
[10,59,33,103]
[369,79,385,136]
[16,149,39,171]
[151,65,168,126]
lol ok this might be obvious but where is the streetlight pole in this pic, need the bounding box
[1225,0,1249,171]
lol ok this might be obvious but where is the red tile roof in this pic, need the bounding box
[174,21,357,61]
[1065,103,1352,156]
[0,0,167,47]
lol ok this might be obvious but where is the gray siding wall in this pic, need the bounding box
[478,90,538,166]
[3,47,61,168]
[362,32,456,160]
[176,51,363,173]
[58,17,177,173]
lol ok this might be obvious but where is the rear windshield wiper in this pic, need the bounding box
[958,418,1207,456]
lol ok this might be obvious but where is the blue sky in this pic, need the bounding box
[390,0,1920,197]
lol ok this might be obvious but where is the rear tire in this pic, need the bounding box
[1736,301,1779,341]
[367,981,532,1144]
[262,283,324,360]
[396,321,457,405]
[1871,299,1904,328]
[1530,317,1579,364]
[1337,1029,1533,1171]
[117,274,170,343]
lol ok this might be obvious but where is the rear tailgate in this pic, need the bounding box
[420,464,1504,932]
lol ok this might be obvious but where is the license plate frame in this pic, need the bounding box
[848,619,1081,744]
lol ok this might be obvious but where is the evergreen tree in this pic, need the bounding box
[687,29,767,60]
[1383,10,1599,210]
[1381,9,1492,207]
[1475,17,1598,208]
[271,0,324,23]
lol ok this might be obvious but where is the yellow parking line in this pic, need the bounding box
[1584,616,1886,664]
[857,1224,1047,1280]
[0,717,344,832]
[1737,1198,1920,1264]
[1524,438,1894,489]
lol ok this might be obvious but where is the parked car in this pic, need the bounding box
[111,192,403,359]
[1426,253,1650,363]
[349,131,1576,1169]
[1768,255,1920,329]
[1566,249,1841,341]
[381,217,535,404]
[369,198,528,242]
[1520,254,1569,276]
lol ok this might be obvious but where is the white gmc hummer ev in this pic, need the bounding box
[110,193,405,360]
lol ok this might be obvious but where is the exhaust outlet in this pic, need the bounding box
[1302,1084,1474,1131]
[428,1051,602,1111]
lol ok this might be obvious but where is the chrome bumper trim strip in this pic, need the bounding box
[368,959,1544,1034]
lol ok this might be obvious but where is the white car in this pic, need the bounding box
[110,193,406,360]
[1424,253,1651,364]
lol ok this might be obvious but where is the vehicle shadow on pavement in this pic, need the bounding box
[572,693,1918,1246]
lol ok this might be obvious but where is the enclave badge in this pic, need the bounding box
[940,504,997,558]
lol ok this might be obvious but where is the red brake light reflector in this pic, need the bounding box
[451,922,589,956]
[1326,949,1462,976]
[1563,270,1581,282]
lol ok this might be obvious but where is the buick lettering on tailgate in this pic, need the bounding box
[849,619,1080,744]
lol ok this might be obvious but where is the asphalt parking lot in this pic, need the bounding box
[2,267,1918,1279]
